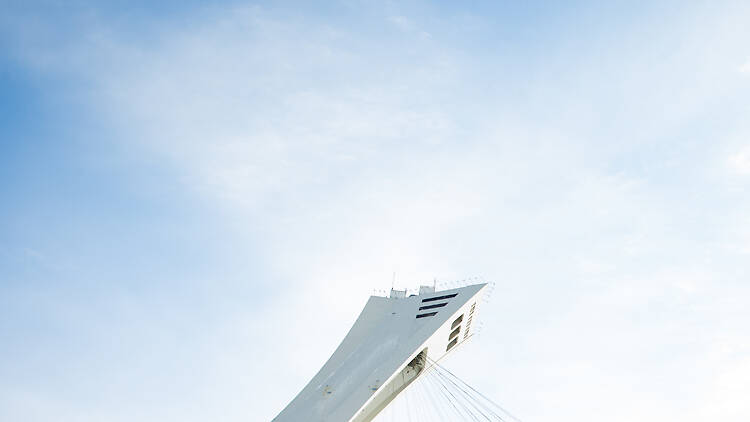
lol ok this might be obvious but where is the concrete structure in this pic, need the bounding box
[273,283,487,422]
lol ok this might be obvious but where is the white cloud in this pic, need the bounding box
[740,59,750,74]
[728,146,750,175]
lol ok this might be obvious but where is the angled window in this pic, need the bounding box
[416,312,438,318]
[449,326,460,340]
[446,337,458,352]
[451,314,464,330]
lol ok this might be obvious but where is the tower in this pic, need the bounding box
[274,283,487,422]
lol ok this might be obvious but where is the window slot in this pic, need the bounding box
[419,302,448,311]
[416,312,438,318]
[422,293,458,303]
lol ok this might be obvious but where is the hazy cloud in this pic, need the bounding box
[728,146,750,175]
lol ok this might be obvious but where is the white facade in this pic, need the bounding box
[273,283,487,422]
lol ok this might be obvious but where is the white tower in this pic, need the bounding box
[274,283,487,422]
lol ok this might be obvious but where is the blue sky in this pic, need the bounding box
[1,1,749,421]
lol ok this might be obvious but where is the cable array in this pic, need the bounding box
[372,357,520,422]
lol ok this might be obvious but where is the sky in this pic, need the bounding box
[1,0,749,421]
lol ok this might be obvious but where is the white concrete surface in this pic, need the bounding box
[273,283,487,422]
